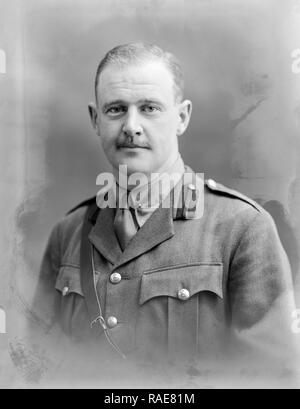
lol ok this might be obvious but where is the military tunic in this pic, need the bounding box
[33,169,297,369]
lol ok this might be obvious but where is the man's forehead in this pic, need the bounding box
[98,60,174,95]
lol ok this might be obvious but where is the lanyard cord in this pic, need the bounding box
[90,244,127,360]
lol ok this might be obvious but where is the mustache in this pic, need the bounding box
[116,138,150,149]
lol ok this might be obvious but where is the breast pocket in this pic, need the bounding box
[138,263,223,358]
[55,265,89,337]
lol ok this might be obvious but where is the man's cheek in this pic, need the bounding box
[100,119,120,135]
[157,118,177,137]
[101,125,119,144]
[102,140,117,157]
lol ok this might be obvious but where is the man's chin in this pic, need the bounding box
[114,158,154,176]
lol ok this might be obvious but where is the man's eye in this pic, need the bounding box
[107,106,126,115]
[141,105,160,113]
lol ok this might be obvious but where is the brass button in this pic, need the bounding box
[178,288,190,301]
[107,316,118,328]
[110,272,122,284]
[62,286,69,297]
[207,179,217,189]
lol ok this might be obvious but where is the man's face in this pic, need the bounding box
[89,60,192,176]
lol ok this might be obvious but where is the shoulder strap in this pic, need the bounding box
[205,179,262,212]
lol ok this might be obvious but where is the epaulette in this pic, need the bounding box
[205,179,262,212]
[66,196,97,215]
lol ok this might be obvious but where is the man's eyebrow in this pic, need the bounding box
[137,98,167,110]
[102,98,166,112]
[102,100,126,111]
[138,98,164,105]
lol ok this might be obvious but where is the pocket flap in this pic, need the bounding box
[139,263,223,305]
[55,265,84,296]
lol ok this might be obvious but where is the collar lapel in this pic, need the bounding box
[88,206,122,265]
[116,205,174,267]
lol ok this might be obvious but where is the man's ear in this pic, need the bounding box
[88,102,100,135]
[177,99,192,136]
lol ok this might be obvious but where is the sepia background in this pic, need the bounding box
[0,0,300,387]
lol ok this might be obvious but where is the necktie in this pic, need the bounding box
[113,207,139,250]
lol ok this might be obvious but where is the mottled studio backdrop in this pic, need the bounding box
[0,0,300,387]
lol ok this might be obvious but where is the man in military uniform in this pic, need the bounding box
[33,43,297,380]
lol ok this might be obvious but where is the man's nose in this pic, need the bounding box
[122,108,143,137]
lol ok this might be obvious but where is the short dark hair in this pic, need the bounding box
[94,42,184,104]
